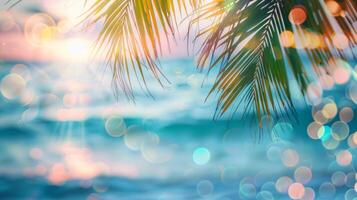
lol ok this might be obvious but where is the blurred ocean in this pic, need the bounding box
[0,59,356,200]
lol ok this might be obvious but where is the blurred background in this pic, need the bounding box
[0,0,357,199]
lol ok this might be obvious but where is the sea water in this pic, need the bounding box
[0,60,356,200]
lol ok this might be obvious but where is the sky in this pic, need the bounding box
[0,0,194,62]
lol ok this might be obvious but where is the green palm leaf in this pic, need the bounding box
[81,0,201,99]
[193,0,356,125]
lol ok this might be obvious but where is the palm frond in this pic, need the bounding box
[193,0,356,125]
[82,0,202,99]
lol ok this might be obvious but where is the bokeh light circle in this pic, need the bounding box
[339,107,354,123]
[24,13,57,46]
[124,126,149,151]
[105,115,126,137]
[0,73,26,100]
[197,180,214,197]
[331,171,346,186]
[326,0,343,16]
[319,182,336,198]
[288,183,305,199]
[193,147,210,165]
[334,67,351,85]
[336,150,352,166]
[307,121,323,139]
[294,166,312,184]
[331,121,349,141]
[275,176,293,193]
[282,149,299,167]
[289,6,307,25]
